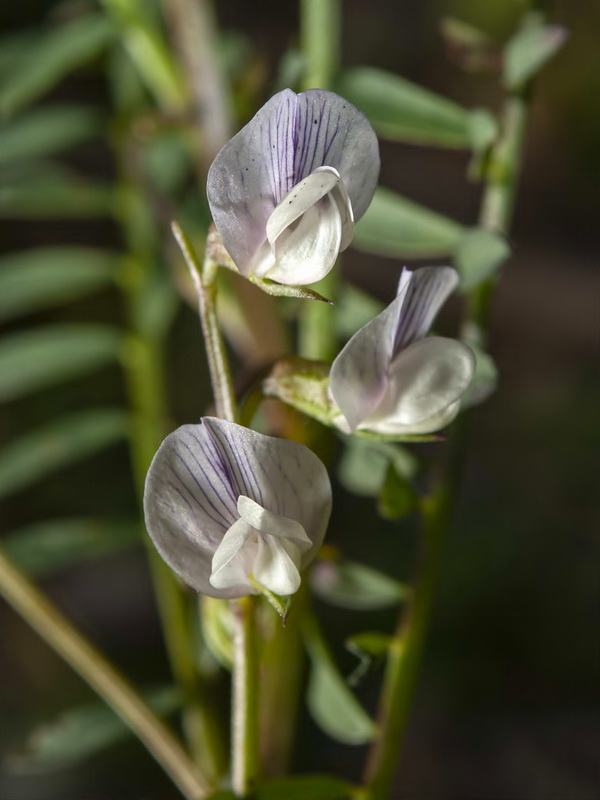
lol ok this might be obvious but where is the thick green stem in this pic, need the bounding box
[362,429,465,799]
[298,0,342,361]
[0,546,209,800]
[362,29,535,800]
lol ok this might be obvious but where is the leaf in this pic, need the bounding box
[311,560,407,611]
[454,227,511,290]
[0,163,113,218]
[0,14,114,117]
[0,410,129,501]
[336,67,471,148]
[304,617,377,745]
[503,23,568,90]
[4,517,139,577]
[0,248,119,322]
[377,462,419,520]
[257,775,354,800]
[11,686,179,769]
[0,106,102,165]
[354,187,465,259]
[0,325,122,402]
[467,108,498,155]
[337,436,418,498]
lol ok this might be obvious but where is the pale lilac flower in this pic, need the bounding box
[330,267,475,436]
[143,418,332,598]
[207,89,379,286]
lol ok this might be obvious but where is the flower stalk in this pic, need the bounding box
[362,17,538,799]
[231,595,260,796]
[0,545,210,800]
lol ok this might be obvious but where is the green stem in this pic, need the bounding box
[0,546,209,800]
[362,24,535,800]
[118,158,225,782]
[101,0,186,113]
[470,93,528,331]
[300,0,341,90]
[362,430,465,799]
[162,0,233,176]
[231,596,260,796]
[171,223,237,423]
[298,0,342,361]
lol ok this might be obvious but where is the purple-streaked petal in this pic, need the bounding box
[294,90,380,219]
[143,423,242,596]
[207,89,298,275]
[393,266,459,353]
[329,291,407,430]
[144,418,332,597]
[207,89,379,277]
[201,419,331,568]
[359,337,475,434]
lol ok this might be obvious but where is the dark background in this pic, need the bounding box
[0,1,598,798]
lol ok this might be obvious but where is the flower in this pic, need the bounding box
[143,417,332,598]
[329,266,475,435]
[207,89,380,286]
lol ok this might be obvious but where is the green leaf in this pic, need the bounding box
[337,436,418,498]
[15,686,179,768]
[0,163,113,218]
[0,410,129,501]
[311,560,407,611]
[378,462,418,520]
[0,325,122,402]
[4,517,139,576]
[0,248,119,322]
[467,108,498,155]
[354,187,465,259]
[257,775,354,800]
[336,67,471,148]
[454,227,511,290]
[0,106,101,165]
[503,22,568,90]
[304,617,377,745]
[0,15,114,117]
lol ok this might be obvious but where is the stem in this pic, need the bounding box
[363,22,535,800]
[298,0,342,361]
[162,0,233,176]
[171,222,237,423]
[231,596,260,796]
[362,431,465,799]
[0,546,209,800]
[101,0,186,113]
[470,93,528,331]
[300,0,341,90]
[118,152,225,782]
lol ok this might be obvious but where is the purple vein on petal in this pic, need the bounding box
[170,453,231,530]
